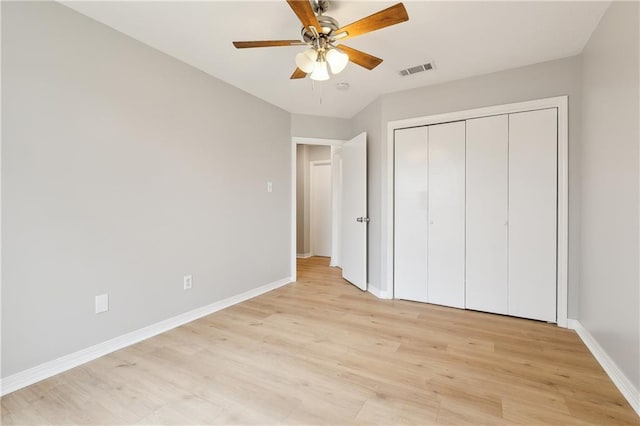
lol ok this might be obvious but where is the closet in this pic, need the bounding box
[466,115,509,315]
[394,108,558,323]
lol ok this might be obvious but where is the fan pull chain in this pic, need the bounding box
[311,79,323,105]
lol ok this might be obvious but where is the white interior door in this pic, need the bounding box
[341,132,367,290]
[394,127,428,302]
[508,109,557,322]
[427,122,466,308]
[466,115,509,315]
[310,161,332,257]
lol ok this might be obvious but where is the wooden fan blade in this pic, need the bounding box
[291,67,307,79]
[233,40,304,48]
[338,44,383,70]
[286,0,321,33]
[334,3,408,41]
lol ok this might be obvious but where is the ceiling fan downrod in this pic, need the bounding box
[312,0,330,15]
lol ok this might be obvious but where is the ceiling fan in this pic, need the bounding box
[232,0,409,81]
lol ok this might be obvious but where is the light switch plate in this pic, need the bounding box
[267,181,273,193]
[95,294,109,314]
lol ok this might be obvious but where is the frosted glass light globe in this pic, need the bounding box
[310,60,330,81]
[326,48,349,74]
[295,49,318,73]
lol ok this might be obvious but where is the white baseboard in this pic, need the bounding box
[568,319,640,416]
[368,285,392,300]
[296,253,312,258]
[0,276,292,397]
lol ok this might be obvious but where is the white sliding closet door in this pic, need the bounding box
[394,127,428,302]
[427,122,466,308]
[508,109,557,322]
[466,115,509,315]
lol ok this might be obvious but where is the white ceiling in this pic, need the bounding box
[61,1,609,118]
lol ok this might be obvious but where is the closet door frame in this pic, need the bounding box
[386,96,569,327]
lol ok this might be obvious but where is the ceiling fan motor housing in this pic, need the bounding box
[301,15,339,45]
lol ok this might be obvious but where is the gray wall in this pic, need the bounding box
[296,145,308,254]
[296,144,331,255]
[291,113,351,140]
[580,1,639,389]
[2,1,291,377]
[352,56,583,317]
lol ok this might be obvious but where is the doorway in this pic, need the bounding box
[290,134,368,290]
[295,144,331,258]
[290,137,346,281]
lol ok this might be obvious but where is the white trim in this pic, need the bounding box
[291,137,346,282]
[0,276,292,397]
[387,96,570,130]
[296,253,312,259]
[568,319,640,416]
[386,96,569,327]
[368,285,393,300]
[556,96,569,328]
[291,141,298,282]
[292,137,346,146]
[0,1,4,383]
[330,145,344,268]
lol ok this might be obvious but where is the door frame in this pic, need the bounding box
[291,137,346,281]
[385,96,569,327]
[309,160,332,257]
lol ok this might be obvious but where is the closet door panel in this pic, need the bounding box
[465,115,509,315]
[508,109,557,322]
[394,127,428,302]
[427,121,466,308]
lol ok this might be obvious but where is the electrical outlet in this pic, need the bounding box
[267,181,273,193]
[95,294,109,314]
[183,275,193,290]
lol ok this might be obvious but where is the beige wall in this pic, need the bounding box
[579,0,639,389]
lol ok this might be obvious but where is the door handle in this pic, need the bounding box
[356,217,370,223]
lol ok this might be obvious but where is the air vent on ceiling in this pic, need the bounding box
[399,61,435,76]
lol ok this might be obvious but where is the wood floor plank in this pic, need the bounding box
[1,256,637,425]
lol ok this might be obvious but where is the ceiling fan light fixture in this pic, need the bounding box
[295,48,318,73]
[310,60,330,81]
[233,2,409,81]
[304,48,318,63]
[326,48,349,74]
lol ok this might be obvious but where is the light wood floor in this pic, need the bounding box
[2,256,638,425]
